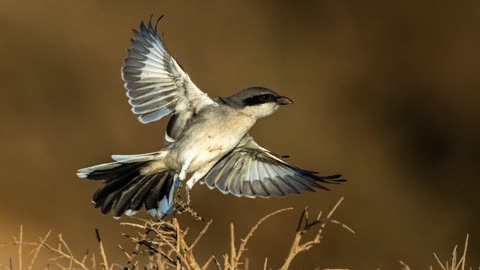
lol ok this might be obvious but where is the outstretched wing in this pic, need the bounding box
[201,136,345,198]
[121,19,215,136]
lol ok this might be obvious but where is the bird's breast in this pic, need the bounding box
[168,109,256,171]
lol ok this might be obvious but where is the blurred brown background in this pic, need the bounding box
[1,0,479,268]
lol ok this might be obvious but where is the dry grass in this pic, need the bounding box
[0,198,352,269]
[400,234,478,270]
[1,197,476,269]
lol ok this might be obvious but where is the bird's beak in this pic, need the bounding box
[276,96,293,105]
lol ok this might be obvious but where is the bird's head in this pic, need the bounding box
[220,87,293,119]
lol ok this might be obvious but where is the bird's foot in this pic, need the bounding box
[174,201,203,221]
[175,179,183,202]
[174,187,203,221]
[185,185,192,206]
[188,208,204,221]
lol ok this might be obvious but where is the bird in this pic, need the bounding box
[77,18,345,219]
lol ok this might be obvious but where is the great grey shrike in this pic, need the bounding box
[77,19,345,219]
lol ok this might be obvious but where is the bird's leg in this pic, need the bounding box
[185,172,202,207]
[183,184,203,221]
[174,187,202,220]
[174,181,191,215]
[173,174,203,221]
[174,157,193,215]
[185,185,192,207]
[178,156,193,181]
[175,162,208,221]
[174,177,183,207]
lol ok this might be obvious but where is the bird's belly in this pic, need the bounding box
[168,115,255,172]
[178,131,243,171]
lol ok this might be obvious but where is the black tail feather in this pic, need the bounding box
[144,172,172,210]
[92,167,141,204]
[130,174,161,211]
[81,161,175,218]
[112,175,152,217]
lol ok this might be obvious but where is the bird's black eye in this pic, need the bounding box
[259,94,270,101]
[243,93,275,106]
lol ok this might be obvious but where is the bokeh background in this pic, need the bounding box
[1,0,479,268]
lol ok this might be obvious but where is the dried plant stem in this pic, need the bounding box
[95,229,109,270]
[202,256,214,270]
[280,197,354,270]
[155,227,188,268]
[91,252,96,269]
[80,249,89,266]
[281,230,302,270]
[211,256,222,270]
[230,223,236,270]
[460,234,469,270]
[399,260,411,270]
[223,254,229,270]
[175,218,202,270]
[59,234,75,269]
[233,207,293,268]
[190,220,213,250]
[18,225,23,270]
[175,218,182,270]
[42,242,89,270]
[28,230,51,270]
[434,253,446,270]
[2,198,357,269]
[401,234,470,270]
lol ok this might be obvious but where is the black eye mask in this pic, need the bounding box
[243,94,277,106]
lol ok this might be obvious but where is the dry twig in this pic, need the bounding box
[401,234,471,270]
[2,198,354,269]
[95,229,110,270]
[280,197,355,270]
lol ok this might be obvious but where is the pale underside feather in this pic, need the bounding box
[121,19,215,135]
[201,135,346,198]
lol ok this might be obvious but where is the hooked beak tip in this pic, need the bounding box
[276,96,293,105]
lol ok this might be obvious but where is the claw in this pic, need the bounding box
[186,185,192,206]
[173,185,203,221]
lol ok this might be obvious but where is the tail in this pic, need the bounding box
[77,153,177,219]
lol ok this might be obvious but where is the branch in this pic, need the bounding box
[233,207,293,268]
[280,197,354,270]
[95,229,110,270]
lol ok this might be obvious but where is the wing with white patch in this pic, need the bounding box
[121,19,215,127]
[201,136,346,198]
